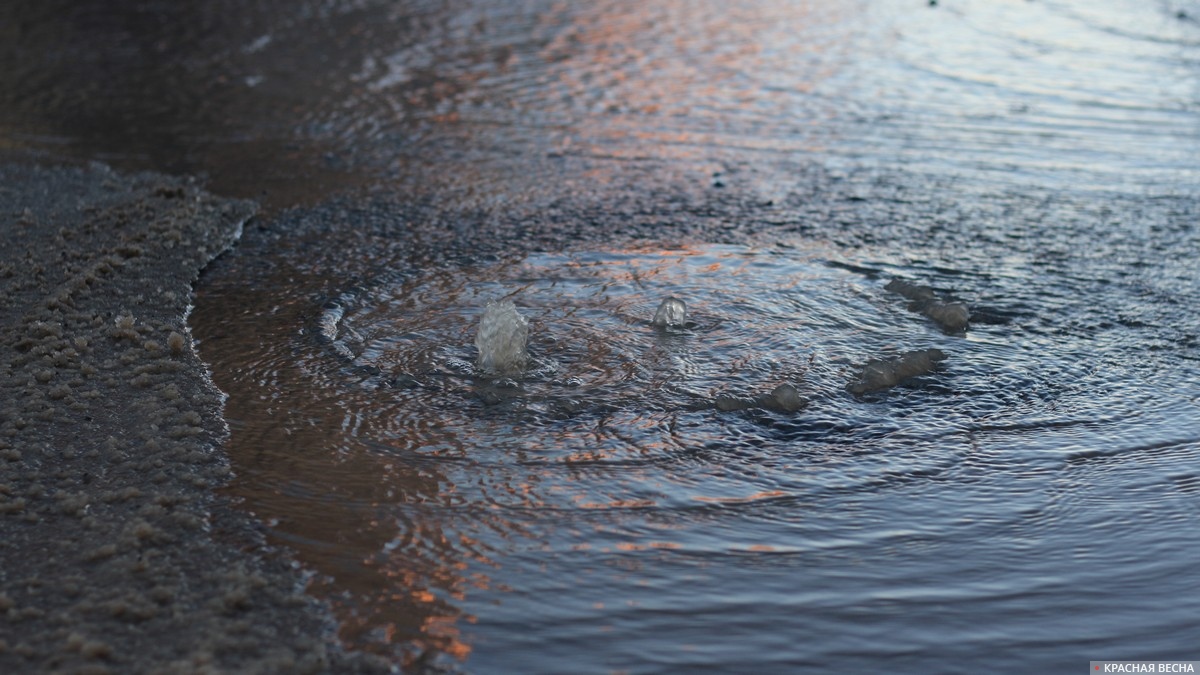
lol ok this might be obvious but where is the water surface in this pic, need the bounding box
[188,1,1200,671]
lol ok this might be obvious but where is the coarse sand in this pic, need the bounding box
[0,162,389,674]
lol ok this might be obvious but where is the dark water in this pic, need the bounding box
[5,0,1200,671]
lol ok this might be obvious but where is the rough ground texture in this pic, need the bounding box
[0,162,388,674]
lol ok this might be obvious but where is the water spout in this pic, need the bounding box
[652,296,688,328]
[475,300,529,377]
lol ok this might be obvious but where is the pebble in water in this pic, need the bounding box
[715,383,807,413]
[923,302,970,333]
[764,383,806,412]
[652,296,688,328]
[847,348,947,394]
[885,279,970,333]
[475,300,529,377]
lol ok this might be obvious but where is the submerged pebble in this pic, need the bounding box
[885,279,970,333]
[762,383,806,412]
[847,348,947,394]
[923,302,970,333]
[715,383,806,413]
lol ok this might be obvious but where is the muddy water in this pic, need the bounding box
[6,0,1200,671]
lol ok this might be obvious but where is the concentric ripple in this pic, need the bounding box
[311,244,964,465]
[196,237,1200,668]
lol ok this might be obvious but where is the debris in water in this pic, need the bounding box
[847,348,947,394]
[885,279,970,333]
[475,300,529,376]
[652,296,688,328]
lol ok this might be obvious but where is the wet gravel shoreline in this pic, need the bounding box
[0,161,388,674]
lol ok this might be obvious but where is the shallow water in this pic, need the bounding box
[6,0,1200,671]
[196,229,1200,670]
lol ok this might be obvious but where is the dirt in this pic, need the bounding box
[0,161,390,674]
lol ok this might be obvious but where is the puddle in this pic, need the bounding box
[195,241,1200,669]
[7,0,1199,669]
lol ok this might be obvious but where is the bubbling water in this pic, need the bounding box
[316,244,969,428]
[474,300,529,377]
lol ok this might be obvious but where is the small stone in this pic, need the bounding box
[167,331,186,355]
[848,349,947,394]
[86,544,118,562]
[715,396,753,412]
[765,384,805,412]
